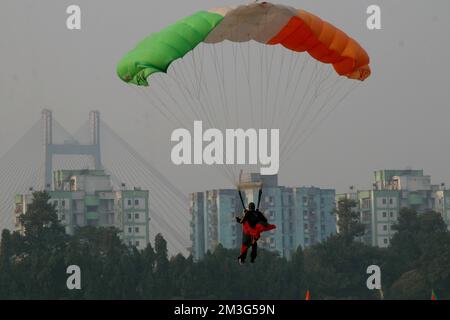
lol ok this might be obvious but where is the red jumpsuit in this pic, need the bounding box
[238,209,276,262]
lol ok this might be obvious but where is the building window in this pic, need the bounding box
[61,214,66,221]
[128,213,132,220]
[383,225,387,231]
[135,199,139,206]
[390,212,394,218]
[383,238,388,245]
[62,200,66,207]
[135,227,140,233]
[389,198,393,205]
[135,241,140,247]
[382,198,387,205]
[127,199,132,206]
[135,213,139,219]
[128,227,132,233]
[382,212,387,218]
[304,224,308,230]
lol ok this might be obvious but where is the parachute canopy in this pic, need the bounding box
[117,2,371,86]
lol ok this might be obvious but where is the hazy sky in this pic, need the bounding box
[1,0,450,194]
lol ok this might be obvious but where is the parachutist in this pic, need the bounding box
[236,191,276,264]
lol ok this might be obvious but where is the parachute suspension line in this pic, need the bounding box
[168,73,205,123]
[270,50,297,129]
[205,44,239,185]
[293,65,341,135]
[153,75,196,126]
[174,49,217,129]
[191,44,203,99]
[164,59,208,124]
[259,43,265,126]
[260,9,271,129]
[140,81,186,128]
[275,57,326,159]
[302,78,349,137]
[280,54,311,131]
[283,81,359,162]
[268,47,286,130]
[177,44,236,186]
[280,59,322,153]
[210,43,231,129]
[215,43,231,130]
[129,85,177,127]
[175,69,239,182]
[125,64,183,128]
[262,46,276,129]
[219,43,231,128]
[185,45,239,185]
[238,190,246,210]
[285,61,330,135]
[221,42,245,184]
[185,45,223,131]
[286,76,342,153]
[239,41,255,130]
[188,44,218,128]
[164,71,212,126]
[232,42,239,129]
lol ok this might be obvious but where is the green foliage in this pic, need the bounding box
[1,193,449,299]
[335,198,365,242]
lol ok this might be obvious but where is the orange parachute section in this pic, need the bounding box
[267,10,371,81]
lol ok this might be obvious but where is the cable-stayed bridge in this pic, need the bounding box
[0,110,189,256]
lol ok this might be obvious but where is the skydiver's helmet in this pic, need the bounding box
[248,202,256,211]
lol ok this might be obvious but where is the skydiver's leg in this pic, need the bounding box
[238,233,252,264]
[250,242,258,263]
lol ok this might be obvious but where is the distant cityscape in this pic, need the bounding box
[14,169,150,250]
[3,112,450,259]
[189,169,450,260]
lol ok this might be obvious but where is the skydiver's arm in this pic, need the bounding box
[236,210,248,224]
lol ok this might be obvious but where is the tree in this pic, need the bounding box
[304,236,382,299]
[19,192,65,242]
[384,208,450,299]
[335,198,365,242]
[154,233,169,299]
[10,191,68,299]
[0,230,13,299]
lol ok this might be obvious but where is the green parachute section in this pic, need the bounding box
[117,11,224,86]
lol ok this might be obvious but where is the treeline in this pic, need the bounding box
[0,192,449,300]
